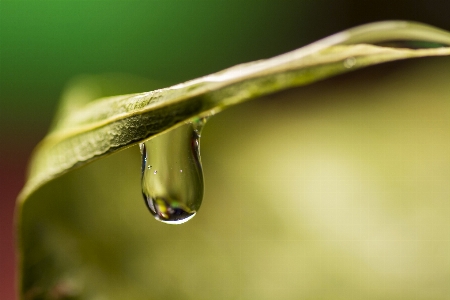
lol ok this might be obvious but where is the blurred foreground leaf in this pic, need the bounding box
[17,22,450,299]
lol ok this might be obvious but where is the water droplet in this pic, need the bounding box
[139,118,207,224]
[343,57,356,68]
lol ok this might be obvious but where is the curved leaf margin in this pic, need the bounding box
[18,21,450,202]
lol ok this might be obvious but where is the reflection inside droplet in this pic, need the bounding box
[146,198,196,225]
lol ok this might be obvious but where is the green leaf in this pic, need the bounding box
[17,21,450,299]
[18,21,450,203]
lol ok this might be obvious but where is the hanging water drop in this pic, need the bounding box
[139,117,208,224]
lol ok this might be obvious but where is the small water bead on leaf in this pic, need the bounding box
[343,57,356,68]
[139,117,207,224]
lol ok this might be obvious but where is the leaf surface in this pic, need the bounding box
[17,21,450,299]
[18,22,450,202]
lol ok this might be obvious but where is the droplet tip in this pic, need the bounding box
[157,212,197,225]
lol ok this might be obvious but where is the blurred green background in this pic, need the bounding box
[1,1,450,299]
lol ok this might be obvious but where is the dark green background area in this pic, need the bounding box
[1,1,450,299]
[0,0,341,126]
[2,0,449,128]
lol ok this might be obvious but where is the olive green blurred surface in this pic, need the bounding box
[20,58,450,299]
[3,1,450,299]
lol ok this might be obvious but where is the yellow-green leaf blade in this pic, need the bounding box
[21,43,450,202]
